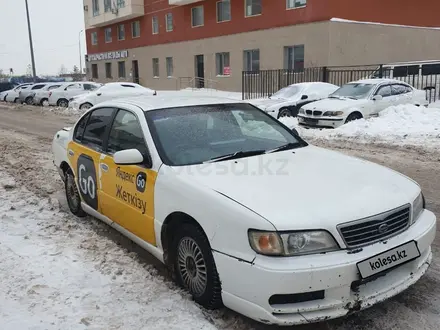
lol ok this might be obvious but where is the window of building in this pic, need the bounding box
[118,24,125,40]
[104,0,112,12]
[117,0,125,8]
[166,13,173,32]
[166,57,174,77]
[243,49,260,72]
[284,45,304,71]
[286,0,307,9]
[92,0,99,16]
[105,28,112,43]
[92,64,98,79]
[105,62,112,78]
[118,61,126,78]
[192,6,204,27]
[91,32,98,45]
[217,0,231,22]
[152,16,159,34]
[132,21,141,38]
[216,52,230,76]
[245,0,262,17]
[152,58,159,77]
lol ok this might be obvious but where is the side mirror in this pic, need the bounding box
[301,95,308,100]
[291,127,300,136]
[114,149,144,165]
[97,93,102,96]
[372,95,383,101]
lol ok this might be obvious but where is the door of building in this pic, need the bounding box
[194,55,204,88]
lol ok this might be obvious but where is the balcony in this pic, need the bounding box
[84,0,144,29]
[168,0,203,5]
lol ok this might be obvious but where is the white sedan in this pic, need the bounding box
[52,96,435,326]
[3,83,33,103]
[251,82,339,118]
[68,82,157,111]
[298,79,428,128]
[48,82,102,107]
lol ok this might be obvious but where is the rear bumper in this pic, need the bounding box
[214,209,436,325]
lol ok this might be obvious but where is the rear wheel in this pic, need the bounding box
[57,99,69,108]
[173,224,222,309]
[40,98,49,106]
[25,96,33,105]
[345,112,363,124]
[65,171,86,217]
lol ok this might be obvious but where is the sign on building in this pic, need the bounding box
[87,50,129,62]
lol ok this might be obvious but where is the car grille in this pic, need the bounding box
[306,110,313,115]
[313,111,322,116]
[337,204,411,248]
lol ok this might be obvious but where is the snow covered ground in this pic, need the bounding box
[280,104,440,151]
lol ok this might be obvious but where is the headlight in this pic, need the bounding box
[411,192,425,224]
[248,230,339,256]
[323,111,344,116]
[299,108,305,115]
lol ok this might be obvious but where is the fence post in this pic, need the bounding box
[278,69,282,92]
[322,67,328,82]
[241,71,245,100]
[379,64,383,78]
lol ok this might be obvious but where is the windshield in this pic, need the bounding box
[145,103,306,166]
[271,86,301,99]
[330,83,375,99]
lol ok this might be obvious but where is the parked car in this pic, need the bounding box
[33,83,66,106]
[48,82,102,107]
[68,82,157,111]
[251,82,339,118]
[0,82,16,94]
[4,83,33,103]
[18,83,51,104]
[52,96,435,326]
[298,79,428,128]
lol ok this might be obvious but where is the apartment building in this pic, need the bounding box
[84,0,440,91]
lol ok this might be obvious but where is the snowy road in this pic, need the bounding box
[0,103,439,330]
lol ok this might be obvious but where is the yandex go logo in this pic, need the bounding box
[136,172,147,193]
[77,154,98,210]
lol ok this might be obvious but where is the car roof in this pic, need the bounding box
[99,95,246,112]
[350,78,409,85]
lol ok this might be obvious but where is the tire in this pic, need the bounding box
[57,99,69,108]
[173,224,223,309]
[80,102,93,111]
[277,107,292,119]
[25,96,33,105]
[65,171,86,217]
[345,112,363,124]
[14,98,20,104]
[40,98,49,106]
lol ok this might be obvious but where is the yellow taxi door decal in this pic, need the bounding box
[67,141,103,213]
[100,156,157,246]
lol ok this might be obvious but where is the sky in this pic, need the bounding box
[0,0,86,76]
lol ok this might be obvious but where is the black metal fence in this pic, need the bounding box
[242,64,440,103]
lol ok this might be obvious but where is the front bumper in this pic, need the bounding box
[214,209,436,325]
[298,115,344,128]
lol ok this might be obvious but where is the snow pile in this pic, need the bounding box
[287,104,440,150]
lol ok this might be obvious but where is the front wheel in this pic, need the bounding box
[65,171,86,217]
[277,107,292,119]
[80,102,93,111]
[345,112,363,124]
[25,96,34,105]
[173,224,223,309]
[57,99,69,108]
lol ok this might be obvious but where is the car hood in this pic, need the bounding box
[174,146,419,231]
[302,97,368,111]
[250,97,293,110]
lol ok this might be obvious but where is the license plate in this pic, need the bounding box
[304,118,318,124]
[357,241,420,279]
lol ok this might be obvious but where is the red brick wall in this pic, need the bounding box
[86,0,440,53]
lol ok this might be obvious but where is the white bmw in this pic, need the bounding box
[298,79,428,128]
[52,95,435,325]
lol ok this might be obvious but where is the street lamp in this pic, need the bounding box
[79,29,84,76]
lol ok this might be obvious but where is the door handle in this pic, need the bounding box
[68,149,74,157]
[100,163,109,172]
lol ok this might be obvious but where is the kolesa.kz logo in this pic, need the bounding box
[369,249,408,271]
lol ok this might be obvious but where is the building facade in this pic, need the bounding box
[84,0,440,91]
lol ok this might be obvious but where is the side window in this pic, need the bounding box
[391,84,407,95]
[405,85,413,93]
[107,110,148,156]
[82,108,116,150]
[66,84,81,90]
[48,85,60,91]
[83,84,95,91]
[376,85,392,97]
[74,113,91,142]
[32,85,45,90]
